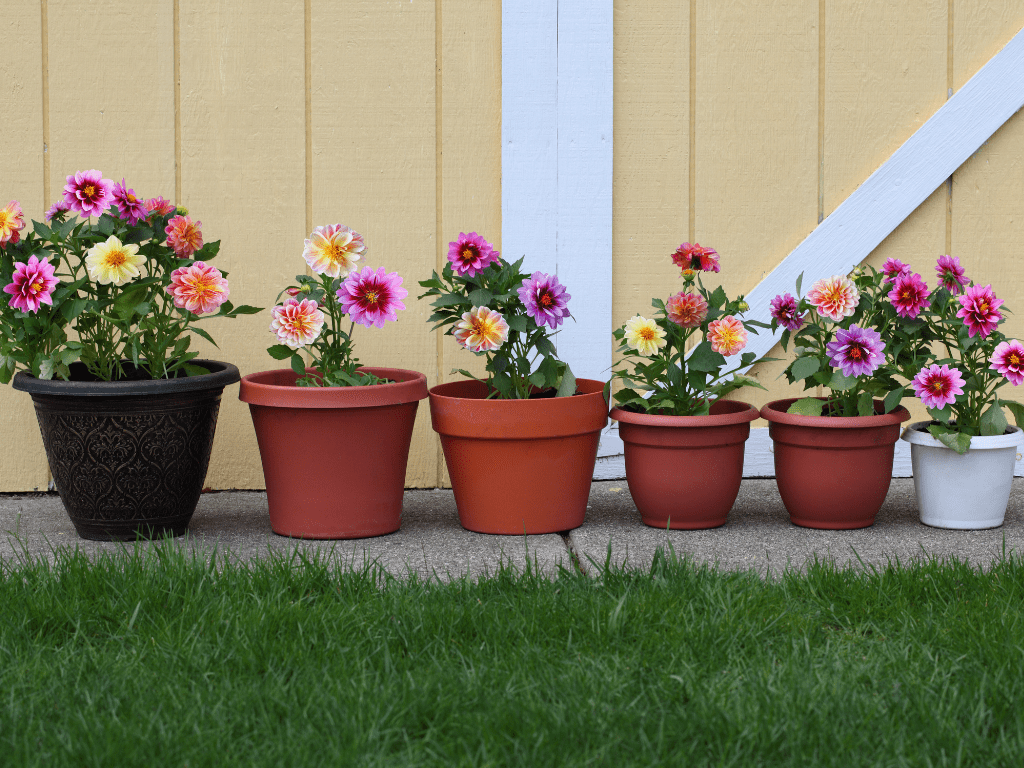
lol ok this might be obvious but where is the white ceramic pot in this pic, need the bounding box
[901,421,1023,529]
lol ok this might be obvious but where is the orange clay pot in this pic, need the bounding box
[760,397,911,529]
[239,367,428,539]
[429,378,609,534]
[611,400,759,529]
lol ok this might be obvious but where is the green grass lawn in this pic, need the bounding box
[1,543,1022,767]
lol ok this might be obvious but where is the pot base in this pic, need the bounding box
[73,518,190,542]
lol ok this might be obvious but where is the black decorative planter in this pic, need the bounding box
[12,360,240,541]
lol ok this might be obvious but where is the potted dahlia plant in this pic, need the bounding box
[608,242,772,529]
[762,267,913,528]
[238,224,427,539]
[889,255,1024,529]
[418,232,608,534]
[0,171,259,540]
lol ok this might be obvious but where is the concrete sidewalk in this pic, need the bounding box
[2,479,1023,579]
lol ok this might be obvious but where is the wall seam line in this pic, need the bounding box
[946,0,954,255]
[688,0,696,242]
[173,0,182,203]
[818,0,825,226]
[40,0,51,491]
[305,0,312,237]
[435,0,444,487]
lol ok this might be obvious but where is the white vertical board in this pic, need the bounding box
[502,0,617,455]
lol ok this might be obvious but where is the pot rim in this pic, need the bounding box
[12,359,240,397]
[610,400,758,428]
[428,377,608,404]
[901,420,1024,450]
[239,366,428,409]
[761,396,910,428]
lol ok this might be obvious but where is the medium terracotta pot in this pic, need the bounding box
[429,378,609,534]
[761,397,910,529]
[239,367,428,539]
[611,400,759,529]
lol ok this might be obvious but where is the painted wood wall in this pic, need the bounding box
[1,1,1023,490]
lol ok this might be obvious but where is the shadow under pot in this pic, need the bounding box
[760,397,910,529]
[12,360,240,541]
[239,367,428,539]
[428,378,609,535]
[610,400,759,529]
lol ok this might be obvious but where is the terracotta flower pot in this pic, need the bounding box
[611,400,759,529]
[761,397,911,529]
[239,367,428,539]
[429,378,609,534]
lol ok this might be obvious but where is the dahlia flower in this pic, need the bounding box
[62,170,114,218]
[0,201,25,246]
[671,242,720,273]
[666,291,708,328]
[447,232,500,277]
[144,196,175,217]
[807,275,859,321]
[624,315,667,357]
[990,340,1024,386]
[336,266,408,328]
[166,261,230,315]
[935,254,968,294]
[454,306,509,352]
[45,199,71,221]
[911,364,965,410]
[3,255,58,313]
[825,325,885,378]
[881,258,912,284]
[957,284,1003,339]
[112,179,148,225]
[85,235,145,285]
[769,293,804,331]
[270,298,325,349]
[303,224,365,277]
[165,215,204,259]
[518,271,571,329]
[707,315,748,356]
[887,272,930,319]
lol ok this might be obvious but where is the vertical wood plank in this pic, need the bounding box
[0,0,48,490]
[179,0,306,488]
[312,0,438,487]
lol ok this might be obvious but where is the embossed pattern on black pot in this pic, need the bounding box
[13,361,239,541]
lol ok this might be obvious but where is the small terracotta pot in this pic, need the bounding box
[761,397,911,529]
[239,367,428,539]
[611,400,759,529]
[429,378,609,534]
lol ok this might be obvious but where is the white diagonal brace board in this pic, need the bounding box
[733,24,1024,368]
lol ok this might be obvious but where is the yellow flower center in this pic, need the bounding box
[363,289,380,306]
[1010,353,1021,366]
[293,315,311,334]
[0,212,9,227]
[639,327,656,341]
[930,380,945,393]
[31,281,42,293]
[106,249,127,268]
[84,184,96,198]
[978,300,989,313]
[460,246,478,264]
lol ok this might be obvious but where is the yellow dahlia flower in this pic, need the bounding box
[623,315,667,357]
[85,235,145,286]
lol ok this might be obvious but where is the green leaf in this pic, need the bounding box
[59,218,77,239]
[780,329,790,352]
[787,397,825,416]
[290,354,306,376]
[1001,400,1024,429]
[928,425,972,455]
[468,288,493,307]
[506,315,528,333]
[113,285,148,320]
[980,403,1009,437]
[790,356,820,382]
[96,214,116,236]
[857,392,874,417]
[927,406,951,424]
[227,304,262,316]
[883,386,905,414]
[729,373,766,392]
[432,294,468,308]
[267,345,293,360]
[709,286,727,308]
[687,341,726,373]
[183,364,211,377]
[190,326,217,347]
[795,272,804,296]
[555,364,577,398]
[60,298,89,322]
[32,221,52,239]
[193,241,221,261]
[38,357,56,381]
[828,369,857,392]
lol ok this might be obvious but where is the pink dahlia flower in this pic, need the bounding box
[671,242,720,273]
[112,179,148,225]
[769,293,804,331]
[3,255,59,313]
[911,364,965,410]
[454,306,509,352]
[270,298,325,349]
[887,272,930,319]
[935,254,968,294]
[957,284,1003,339]
[62,170,114,218]
[825,325,885,378]
[448,232,500,277]
[518,271,571,329]
[0,201,25,246]
[166,261,229,315]
[336,266,408,328]
[303,224,366,278]
[45,199,71,221]
[144,196,175,217]
[707,315,748,356]
[881,258,912,284]
[991,339,1024,386]
[666,291,709,328]
[165,215,204,258]
[807,275,859,321]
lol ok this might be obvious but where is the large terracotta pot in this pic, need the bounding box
[611,400,759,529]
[761,397,911,529]
[429,378,609,534]
[12,360,239,541]
[239,367,428,539]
